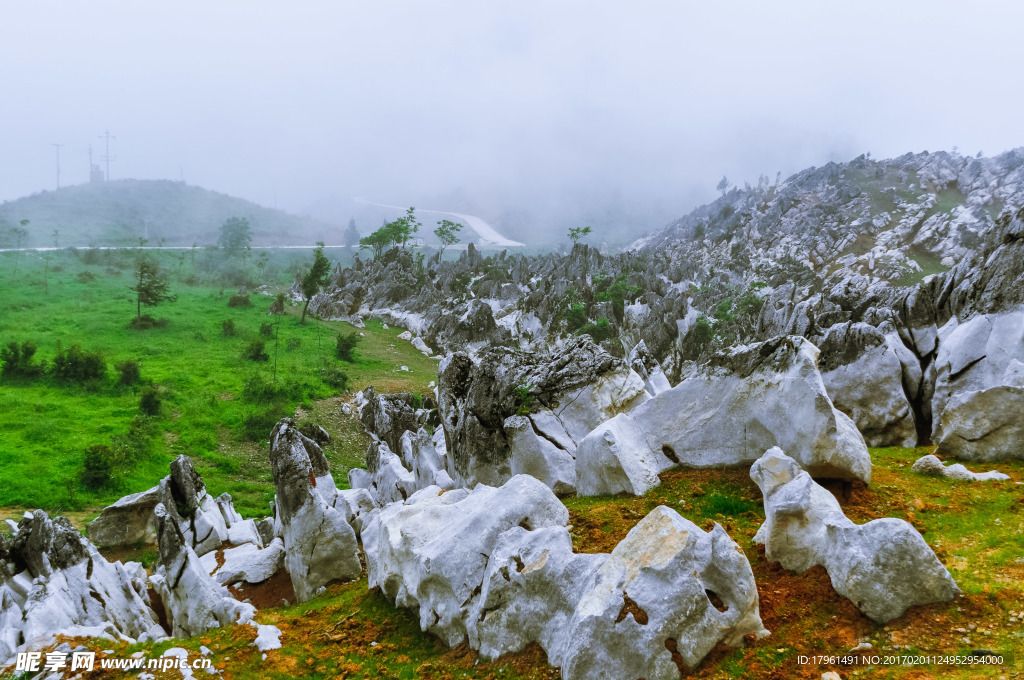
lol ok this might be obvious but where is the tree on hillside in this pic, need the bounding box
[300,241,331,324]
[343,218,360,248]
[218,217,252,257]
[434,219,463,259]
[716,176,730,196]
[568,225,592,244]
[392,207,421,250]
[359,229,389,260]
[131,250,176,321]
[10,219,29,278]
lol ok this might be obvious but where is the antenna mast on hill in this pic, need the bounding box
[50,143,64,189]
[98,130,116,181]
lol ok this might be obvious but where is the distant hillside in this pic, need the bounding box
[0,179,341,247]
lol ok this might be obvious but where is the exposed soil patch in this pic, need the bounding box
[228,568,296,609]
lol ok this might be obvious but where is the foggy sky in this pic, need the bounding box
[2,1,1023,237]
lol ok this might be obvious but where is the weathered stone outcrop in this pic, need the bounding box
[1,511,165,665]
[437,336,648,491]
[269,419,362,602]
[149,502,256,638]
[86,485,161,548]
[576,336,872,495]
[359,386,420,454]
[817,322,917,447]
[361,475,766,676]
[559,507,767,678]
[910,454,1010,482]
[751,448,958,622]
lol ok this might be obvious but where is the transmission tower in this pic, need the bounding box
[51,143,65,189]
[98,130,117,181]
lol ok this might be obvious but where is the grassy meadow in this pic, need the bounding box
[0,248,437,519]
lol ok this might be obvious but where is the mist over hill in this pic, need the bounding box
[0,179,341,248]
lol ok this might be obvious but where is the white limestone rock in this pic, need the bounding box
[817,322,917,447]
[935,385,1024,462]
[751,448,959,623]
[560,507,768,679]
[911,454,1010,482]
[150,503,256,638]
[202,539,287,585]
[0,511,165,665]
[932,308,1024,443]
[86,485,161,548]
[363,440,418,505]
[623,336,871,485]
[504,415,577,496]
[468,526,607,662]
[269,419,362,602]
[575,413,673,496]
[331,488,378,534]
[364,475,569,646]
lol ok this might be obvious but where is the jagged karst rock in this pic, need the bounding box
[150,497,256,638]
[199,539,287,586]
[269,419,362,602]
[438,336,648,490]
[0,511,165,665]
[359,385,419,454]
[575,413,672,496]
[751,448,958,622]
[910,454,1010,482]
[467,526,607,663]
[503,415,577,496]
[627,340,671,396]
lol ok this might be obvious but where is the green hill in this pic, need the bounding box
[0,179,340,248]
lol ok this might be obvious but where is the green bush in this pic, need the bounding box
[222,319,236,337]
[692,315,714,347]
[321,366,349,390]
[243,339,270,362]
[259,322,274,337]
[514,383,535,416]
[51,343,106,385]
[576,317,615,343]
[0,341,46,379]
[139,386,162,415]
[286,337,301,351]
[243,404,289,441]
[116,360,141,385]
[335,331,361,362]
[127,315,168,330]
[76,270,97,283]
[242,374,301,403]
[81,444,117,489]
[227,294,252,307]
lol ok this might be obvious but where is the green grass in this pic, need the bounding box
[0,250,438,518]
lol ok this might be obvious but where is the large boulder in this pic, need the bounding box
[503,415,577,496]
[575,413,673,496]
[86,485,161,548]
[467,526,607,663]
[751,448,958,622]
[269,419,362,602]
[438,336,649,491]
[931,308,1024,446]
[560,507,768,679]
[363,475,570,646]
[934,385,1024,461]
[817,322,918,447]
[595,336,872,488]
